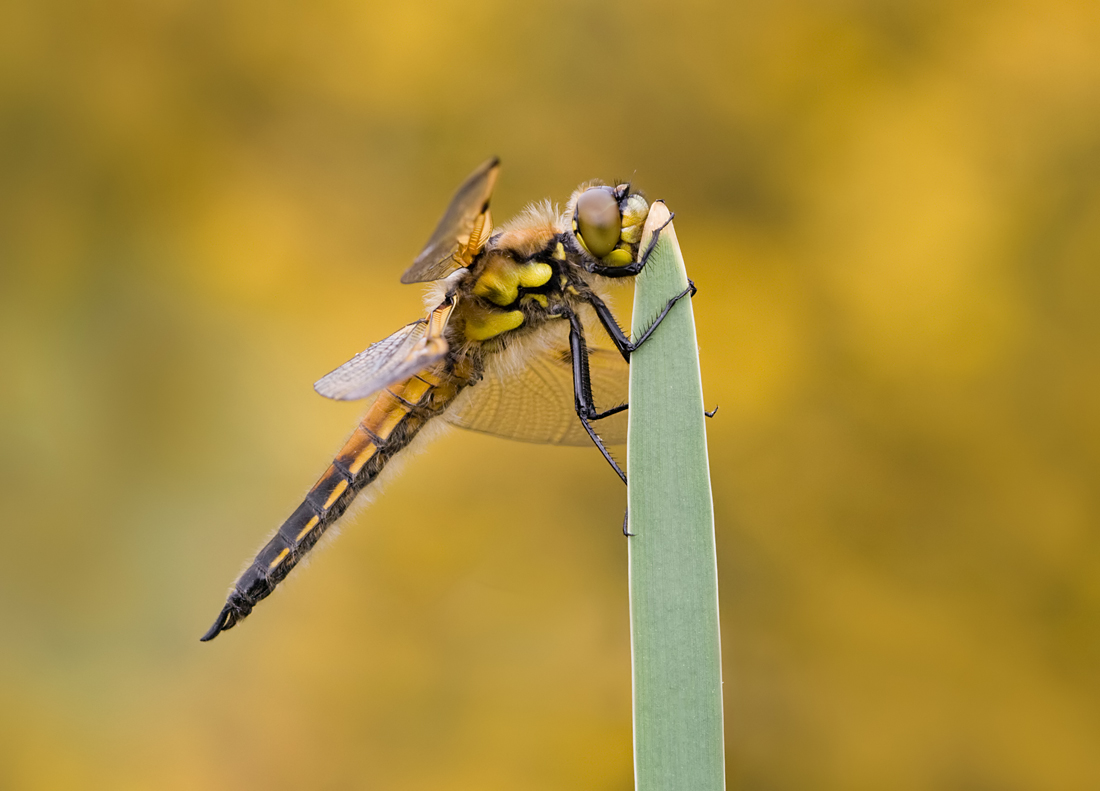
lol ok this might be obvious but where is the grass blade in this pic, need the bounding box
[627,202,724,791]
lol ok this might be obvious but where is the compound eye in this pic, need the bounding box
[576,187,621,258]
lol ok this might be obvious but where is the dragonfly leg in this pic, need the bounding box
[565,309,627,485]
[586,281,695,363]
[579,411,627,484]
[593,402,628,421]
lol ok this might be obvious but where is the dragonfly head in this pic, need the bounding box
[569,183,649,268]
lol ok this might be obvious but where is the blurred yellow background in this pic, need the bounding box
[2,0,1098,788]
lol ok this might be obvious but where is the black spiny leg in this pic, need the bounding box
[565,309,627,485]
[566,208,698,534]
[586,282,695,363]
[580,206,695,361]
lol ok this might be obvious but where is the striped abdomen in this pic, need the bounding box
[200,368,466,641]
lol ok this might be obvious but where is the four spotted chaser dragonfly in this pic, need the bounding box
[201,158,693,641]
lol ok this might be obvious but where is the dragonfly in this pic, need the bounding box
[201,158,694,641]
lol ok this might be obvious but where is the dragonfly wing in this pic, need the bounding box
[401,158,500,284]
[446,345,628,446]
[314,319,446,401]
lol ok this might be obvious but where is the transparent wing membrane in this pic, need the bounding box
[401,158,499,284]
[447,346,628,445]
[314,320,441,401]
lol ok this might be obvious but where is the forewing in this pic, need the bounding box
[314,320,445,401]
[446,346,629,446]
[401,157,500,284]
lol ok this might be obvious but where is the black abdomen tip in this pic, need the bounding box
[199,603,238,642]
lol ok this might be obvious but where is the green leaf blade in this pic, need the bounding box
[627,202,724,791]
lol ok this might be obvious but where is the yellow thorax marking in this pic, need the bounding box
[465,309,524,341]
[472,259,553,306]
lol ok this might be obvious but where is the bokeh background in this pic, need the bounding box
[2,0,1098,788]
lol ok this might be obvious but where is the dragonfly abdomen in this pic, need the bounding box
[200,369,465,641]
